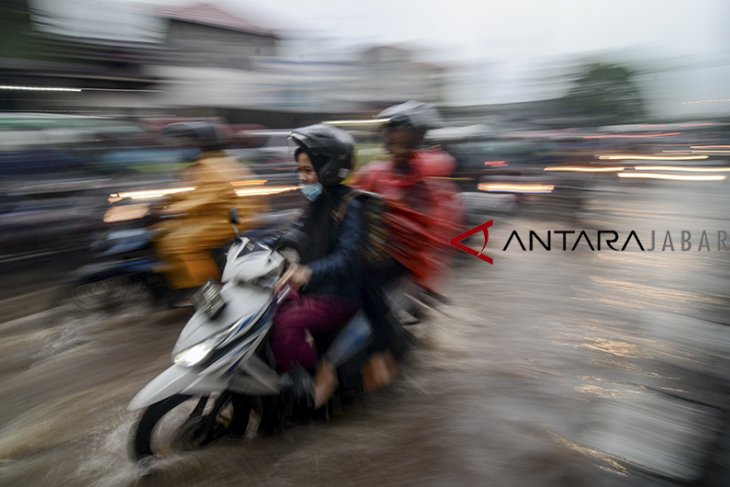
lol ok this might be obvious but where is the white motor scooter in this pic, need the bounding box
[128,209,382,461]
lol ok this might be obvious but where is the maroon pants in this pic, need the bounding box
[271,291,358,372]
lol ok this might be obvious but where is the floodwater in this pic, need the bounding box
[0,180,728,486]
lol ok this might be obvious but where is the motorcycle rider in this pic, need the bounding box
[154,122,266,304]
[351,100,464,390]
[272,124,364,410]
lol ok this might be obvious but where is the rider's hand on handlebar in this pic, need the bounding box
[274,263,312,293]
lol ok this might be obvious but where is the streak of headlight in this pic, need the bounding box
[618,173,726,181]
[478,183,554,193]
[635,166,730,172]
[598,154,708,161]
[109,187,195,203]
[584,132,681,139]
[544,166,624,172]
[235,186,299,197]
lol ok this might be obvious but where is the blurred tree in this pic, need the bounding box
[0,0,39,59]
[558,62,646,123]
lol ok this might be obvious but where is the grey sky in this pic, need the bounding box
[96,0,730,112]
[228,0,730,110]
[118,0,728,62]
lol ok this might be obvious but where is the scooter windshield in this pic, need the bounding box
[233,238,271,259]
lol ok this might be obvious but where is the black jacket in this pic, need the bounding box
[280,185,364,301]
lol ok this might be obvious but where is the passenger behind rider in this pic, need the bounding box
[271,124,364,410]
[351,101,464,391]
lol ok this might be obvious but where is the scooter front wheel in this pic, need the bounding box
[129,393,251,461]
[64,275,155,311]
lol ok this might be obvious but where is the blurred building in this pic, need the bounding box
[158,3,278,68]
[636,52,730,120]
[251,57,360,112]
[4,0,729,124]
[3,1,447,119]
[148,2,280,111]
[351,45,446,108]
[0,0,160,112]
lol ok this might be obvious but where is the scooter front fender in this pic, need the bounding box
[127,364,227,411]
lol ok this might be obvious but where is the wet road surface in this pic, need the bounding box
[0,180,728,486]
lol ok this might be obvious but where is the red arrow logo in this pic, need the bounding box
[449,220,494,264]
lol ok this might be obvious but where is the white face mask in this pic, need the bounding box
[299,182,323,202]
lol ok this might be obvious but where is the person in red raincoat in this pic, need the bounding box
[351,101,465,390]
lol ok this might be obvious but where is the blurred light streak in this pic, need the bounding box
[0,85,160,93]
[589,276,725,306]
[0,85,82,92]
[324,118,390,126]
[232,179,268,187]
[618,173,726,181]
[575,384,631,400]
[483,160,507,167]
[103,204,149,223]
[234,185,298,197]
[109,187,195,203]
[681,98,730,104]
[82,88,162,93]
[581,338,640,358]
[635,166,730,172]
[544,166,624,172]
[598,154,708,161]
[547,432,630,477]
[584,132,681,139]
[478,183,554,193]
[691,145,730,149]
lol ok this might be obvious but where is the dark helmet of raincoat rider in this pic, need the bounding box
[159,122,227,153]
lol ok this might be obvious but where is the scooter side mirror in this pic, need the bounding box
[277,229,307,252]
[229,208,240,225]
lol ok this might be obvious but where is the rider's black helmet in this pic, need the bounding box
[377,100,444,141]
[159,122,227,152]
[289,124,355,188]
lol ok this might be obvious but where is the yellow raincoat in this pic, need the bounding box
[155,152,266,289]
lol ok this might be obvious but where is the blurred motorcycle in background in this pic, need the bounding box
[61,195,299,311]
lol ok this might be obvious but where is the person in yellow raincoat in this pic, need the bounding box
[154,123,266,296]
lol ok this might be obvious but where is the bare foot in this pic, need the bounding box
[362,351,398,392]
[313,360,338,409]
[216,402,233,428]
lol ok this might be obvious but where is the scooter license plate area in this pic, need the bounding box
[192,280,226,319]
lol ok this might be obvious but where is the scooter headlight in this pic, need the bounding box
[172,313,255,367]
[173,337,217,367]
